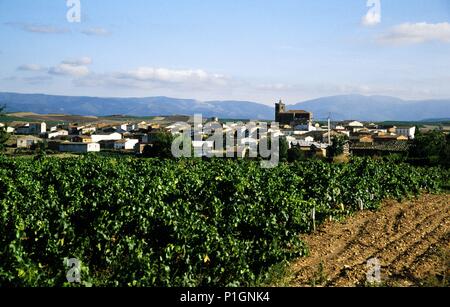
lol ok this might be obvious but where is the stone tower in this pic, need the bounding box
[275,99,286,122]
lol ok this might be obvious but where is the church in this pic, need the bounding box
[275,100,312,126]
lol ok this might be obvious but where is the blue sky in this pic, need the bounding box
[1,0,450,105]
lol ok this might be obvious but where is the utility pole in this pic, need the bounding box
[328,114,331,145]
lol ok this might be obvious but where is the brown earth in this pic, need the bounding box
[285,194,449,287]
[5,113,189,126]
[8,112,99,123]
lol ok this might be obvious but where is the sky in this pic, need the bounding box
[0,0,450,105]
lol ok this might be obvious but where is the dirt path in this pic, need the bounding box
[286,194,450,287]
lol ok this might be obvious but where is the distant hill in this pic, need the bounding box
[291,95,450,121]
[1,92,449,121]
[420,118,450,123]
[0,93,274,120]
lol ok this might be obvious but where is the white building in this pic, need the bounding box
[47,130,69,139]
[30,122,47,134]
[166,123,191,135]
[345,121,365,133]
[0,123,14,133]
[286,136,299,148]
[90,132,122,143]
[137,121,149,130]
[293,123,317,132]
[81,126,97,135]
[347,121,364,128]
[301,136,315,143]
[290,139,314,149]
[17,136,42,148]
[114,139,139,150]
[70,125,97,135]
[120,123,137,132]
[396,126,416,140]
[59,142,100,153]
[16,122,47,135]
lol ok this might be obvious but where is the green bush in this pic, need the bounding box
[0,155,447,287]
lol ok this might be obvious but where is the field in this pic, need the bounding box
[1,112,192,126]
[283,194,449,287]
[0,155,448,287]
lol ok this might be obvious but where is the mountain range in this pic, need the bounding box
[1,92,449,122]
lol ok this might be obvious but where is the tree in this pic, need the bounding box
[279,136,289,162]
[327,135,348,158]
[409,130,446,158]
[143,132,176,159]
[443,134,450,167]
[288,146,308,162]
[0,105,10,151]
[32,141,47,156]
[409,130,447,165]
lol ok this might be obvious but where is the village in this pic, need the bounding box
[0,100,420,159]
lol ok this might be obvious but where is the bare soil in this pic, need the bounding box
[286,194,450,287]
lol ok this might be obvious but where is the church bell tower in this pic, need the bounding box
[275,99,286,122]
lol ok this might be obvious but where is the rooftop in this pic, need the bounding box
[73,135,92,139]
[17,135,42,140]
[60,142,97,146]
[282,110,311,114]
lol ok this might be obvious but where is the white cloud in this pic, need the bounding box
[17,64,46,72]
[48,58,92,77]
[379,22,450,45]
[62,57,93,66]
[116,67,229,85]
[256,83,297,91]
[81,27,110,36]
[49,64,90,77]
[72,67,233,94]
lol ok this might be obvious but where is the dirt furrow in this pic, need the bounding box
[286,194,450,287]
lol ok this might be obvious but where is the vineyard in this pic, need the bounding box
[0,155,447,286]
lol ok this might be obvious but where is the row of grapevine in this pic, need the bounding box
[0,155,447,286]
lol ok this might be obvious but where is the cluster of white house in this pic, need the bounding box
[2,113,417,156]
[164,118,417,157]
[4,121,144,153]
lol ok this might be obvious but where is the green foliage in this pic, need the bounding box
[31,141,47,156]
[0,105,10,151]
[0,156,447,287]
[142,132,176,159]
[279,137,289,162]
[0,130,9,151]
[443,134,450,168]
[309,261,328,287]
[288,146,308,162]
[409,130,449,167]
[327,135,348,158]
